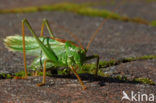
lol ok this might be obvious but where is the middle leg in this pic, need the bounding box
[85,55,100,77]
[37,59,49,86]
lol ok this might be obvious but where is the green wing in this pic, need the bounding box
[4,35,65,57]
[4,35,70,68]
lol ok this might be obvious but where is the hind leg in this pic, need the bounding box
[21,19,28,78]
[40,18,55,37]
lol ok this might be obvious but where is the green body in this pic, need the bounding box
[3,19,99,90]
[4,35,86,70]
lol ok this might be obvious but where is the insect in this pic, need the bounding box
[4,0,124,90]
[4,19,100,90]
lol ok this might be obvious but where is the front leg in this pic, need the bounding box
[70,66,87,90]
[85,55,100,77]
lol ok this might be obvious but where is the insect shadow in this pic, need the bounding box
[48,69,149,87]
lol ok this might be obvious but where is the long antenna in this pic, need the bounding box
[49,21,84,49]
[57,25,84,49]
[86,0,125,50]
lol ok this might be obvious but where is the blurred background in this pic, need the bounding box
[0,0,156,73]
[0,0,156,102]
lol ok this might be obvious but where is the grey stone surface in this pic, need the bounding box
[0,0,156,102]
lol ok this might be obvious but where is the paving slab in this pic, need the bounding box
[0,76,156,103]
[0,0,156,21]
[0,0,156,103]
[0,0,104,9]
[92,0,156,21]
